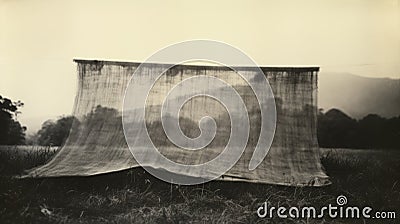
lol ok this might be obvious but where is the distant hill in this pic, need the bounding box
[318,72,400,118]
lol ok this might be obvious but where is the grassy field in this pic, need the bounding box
[0,146,399,223]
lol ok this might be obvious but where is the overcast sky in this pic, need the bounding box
[1,0,399,133]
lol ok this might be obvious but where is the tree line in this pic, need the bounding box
[1,96,399,149]
[318,108,400,149]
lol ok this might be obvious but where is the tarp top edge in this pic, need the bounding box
[73,58,320,72]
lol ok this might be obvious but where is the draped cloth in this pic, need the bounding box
[26,60,330,187]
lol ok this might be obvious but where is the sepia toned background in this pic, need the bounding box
[1,0,399,133]
[0,1,399,223]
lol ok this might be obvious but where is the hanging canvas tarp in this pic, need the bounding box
[26,59,330,187]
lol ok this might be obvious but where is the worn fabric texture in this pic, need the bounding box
[27,59,330,186]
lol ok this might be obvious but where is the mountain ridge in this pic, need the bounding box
[318,72,400,118]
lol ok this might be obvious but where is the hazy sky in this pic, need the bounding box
[1,0,399,133]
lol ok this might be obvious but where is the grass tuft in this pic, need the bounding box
[0,147,399,223]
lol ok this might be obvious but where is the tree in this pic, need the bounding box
[36,116,79,146]
[318,108,358,148]
[317,108,400,149]
[0,95,26,145]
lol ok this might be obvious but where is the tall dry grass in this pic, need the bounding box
[0,146,398,223]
